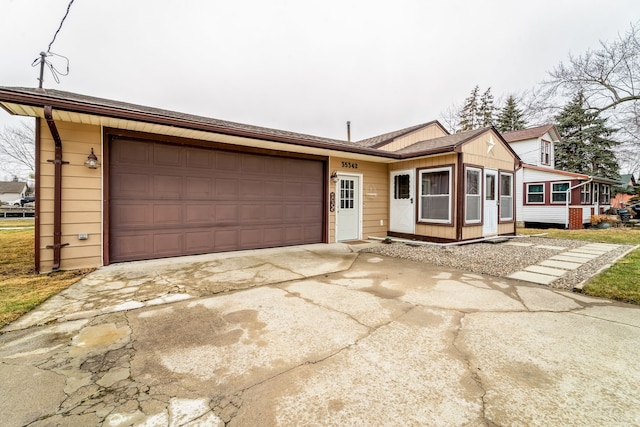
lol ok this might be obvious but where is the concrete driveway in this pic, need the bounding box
[1,243,639,426]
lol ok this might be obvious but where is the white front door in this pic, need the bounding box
[483,169,498,236]
[336,175,361,241]
[389,169,415,234]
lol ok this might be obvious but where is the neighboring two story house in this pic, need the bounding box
[502,124,619,229]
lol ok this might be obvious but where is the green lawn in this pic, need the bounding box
[519,227,640,304]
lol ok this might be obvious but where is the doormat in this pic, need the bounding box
[344,240,372,245]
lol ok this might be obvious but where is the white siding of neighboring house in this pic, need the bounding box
[510,139,542,166]
[519,168,583,225]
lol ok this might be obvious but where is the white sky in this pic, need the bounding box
[1,0,639,142]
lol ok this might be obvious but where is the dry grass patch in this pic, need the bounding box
[0,226,92,328]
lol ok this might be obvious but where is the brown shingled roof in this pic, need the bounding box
[393,127,490,155]
[502,124,559,143]
[355,121,446,148]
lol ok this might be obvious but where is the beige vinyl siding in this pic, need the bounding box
[390,153,458,241]
[461,131,517,238]
[376,123,448,152]
[328,158,388,242]
[39,119,102,272]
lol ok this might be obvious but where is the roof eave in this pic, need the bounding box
[0,88,398,160]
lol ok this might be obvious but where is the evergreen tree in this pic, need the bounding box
[457,85,480,132]
[496,95,527,132]
[479,87,495,127]
[555,92,620,179]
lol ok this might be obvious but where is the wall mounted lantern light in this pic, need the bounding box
[84,148,101,169]
[330,171,339,183]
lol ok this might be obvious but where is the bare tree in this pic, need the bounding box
[545,22,640,174]
[0,122,35,180]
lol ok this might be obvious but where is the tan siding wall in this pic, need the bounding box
[329,158,388,242]
[39,119,102,272]
[461,132,516,170]
[378,123,448,152]
[461,132,517,238]
[390,153,458,241]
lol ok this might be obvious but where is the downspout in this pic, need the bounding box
[44,106,69,270]
[565,179,593,229]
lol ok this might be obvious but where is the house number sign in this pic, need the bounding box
[341,161,358,169]
[330,192,335,212]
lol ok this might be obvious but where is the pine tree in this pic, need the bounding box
[496,95,527,132]
[479,87,495,127]
[457,85,480,132]
[555,92,620,179]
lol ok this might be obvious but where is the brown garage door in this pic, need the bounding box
[109,138,325,262]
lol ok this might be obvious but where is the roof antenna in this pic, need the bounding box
[347,121,351,142]
[32,0,75,88]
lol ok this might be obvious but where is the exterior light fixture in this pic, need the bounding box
[84,148,100,169]
[330,171,339,183]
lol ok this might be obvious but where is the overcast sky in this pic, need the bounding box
[1,0,639,141]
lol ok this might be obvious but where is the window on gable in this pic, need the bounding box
[418,167,452,223]
[526,183,544,204]
[465,167,482,223]
[500,172,513,221]
[551,182,570,203]
[540,140,551,165]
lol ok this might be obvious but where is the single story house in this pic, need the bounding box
[0,86,520,272]
[502,124,620,228]
[0,180,28,204]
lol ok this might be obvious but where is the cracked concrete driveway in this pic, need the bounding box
[1,243,640,426]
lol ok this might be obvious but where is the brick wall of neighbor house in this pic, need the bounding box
[390,153,459,241]
[377,123,448,152]
[39,119,103,272]
[328,157,388,242]
[462,132,517,240]
[568,207,583,230]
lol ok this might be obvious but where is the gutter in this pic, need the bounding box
[44,105,69,270]
[565,179,593,229]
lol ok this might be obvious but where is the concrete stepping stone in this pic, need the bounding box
[504,242,533,247]
[561,251,599,259]
[550,255,589,263]
[534,245,566,250]
[540,259,583,270]
[508,271,557,285]
[524,265,568,277]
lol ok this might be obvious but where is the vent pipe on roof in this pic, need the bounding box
[347,121,351,142]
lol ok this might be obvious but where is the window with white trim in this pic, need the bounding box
[551,182,570,203]
[540,140,551,165]
[600,184,611,204]
[418,167,452,223]
[499,172,513,221]
[526,183,544,204]
[581,183,591,204]
[465,167,482,223]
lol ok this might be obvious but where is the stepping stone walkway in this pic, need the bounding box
[506,242,621,286]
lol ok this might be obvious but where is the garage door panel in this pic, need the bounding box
[154,145,183,167]
[185,177,213,198]
[153,204,182,225]
[112,204,150,227]
[153,175,183,199]
[186,230,213,252]
[215,152,239,170]
[153,232,184,255]
[110,138,324,262]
